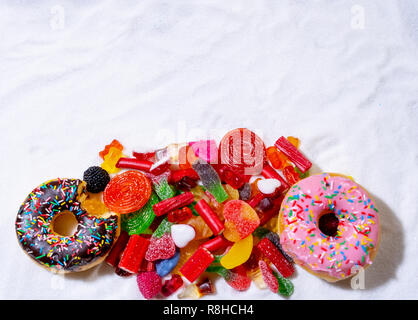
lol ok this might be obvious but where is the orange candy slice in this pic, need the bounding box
[103,170,151,214]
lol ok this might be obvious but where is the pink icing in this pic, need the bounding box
[279,173,380,280]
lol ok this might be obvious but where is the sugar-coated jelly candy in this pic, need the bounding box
[171,224,196,248]
[152,218,173,238]
[206,265,251,291]
[218,128,266,176]
[137,271,162,300]
[223,200,260,242]
[161,274,184,297]
[179,247,215,283]
[121,192,159,235]
[265,231,293,263]
[103,170,152,214]
[145,233,177,262]
[155,249,181,277]
[171,239,205,274]
[256,238,294,278]
[275,136,312,173]
[194,199,225,236]
[101,147,124,174]
[273,270,295,297]
[220,234,253,269]
[105,231,130,268]
[118,235,150,274]
[99,139,124,160]
[192,160,229,203]
[153,192,195,217]
[258,260,279,293]
[152,173,176,201]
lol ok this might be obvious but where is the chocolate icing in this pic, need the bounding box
[15,178,119,272]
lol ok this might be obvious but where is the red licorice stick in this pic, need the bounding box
[261,164,289,190]
[116,157,153,172]
[200,235,233,252]
[180,247,215,283]
[118,235,150,274]
[152,192,195,217]
[256,238,294,278]
[105,231,130,268]
[247,193,266,208]
[170,168,200,184]
[194,199,225,235]
[275,136,312,173]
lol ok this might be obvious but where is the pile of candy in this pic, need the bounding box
[82,128,312,299]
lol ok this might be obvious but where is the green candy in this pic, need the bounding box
[152,218,173,238]
[273,271,294,297]
[121,192,159,235]
[153,177,175,200]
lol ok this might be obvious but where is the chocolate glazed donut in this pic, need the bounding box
[15,178,120,273]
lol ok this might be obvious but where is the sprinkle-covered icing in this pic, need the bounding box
[279,173,379,280]
[15,179,119,272]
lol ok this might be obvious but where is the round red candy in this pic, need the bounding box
[103,170,151,214]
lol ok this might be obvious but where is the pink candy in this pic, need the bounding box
[137,271,162,300]
[189,140,218,163]
[258,260,278,293]
[145,233,177,262]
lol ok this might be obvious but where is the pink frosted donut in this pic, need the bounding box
[278,173,380,282]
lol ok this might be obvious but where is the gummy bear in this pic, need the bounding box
[99,139,124,160]
[220,234,253,269]
[101,146,124,174]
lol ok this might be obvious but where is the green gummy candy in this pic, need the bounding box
[153,178,175,200]
[121,192,159,235]
[205,265,229,278]
[152,218,173,238]
[273,271,294,297]
[295,167,309,179]
[208,183,229,203]
[253,226,270,239]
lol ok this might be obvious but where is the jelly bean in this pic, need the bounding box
[155,249,181,277]
[137,271,162,300]
[179,247,215,283]
[145,233,177,262]
[223,200,260,242]
[118,235,150,274]
[220,234,253,269]
[171,224,196,248]
[103,170,152,214]
[192,160,229,203]
[121,192,159,235]
[99,139,124,160]
[161,274,184,297]
[101,147,124,174]
[275,136,312,173]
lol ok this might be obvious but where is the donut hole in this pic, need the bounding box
[318,212,339,237]
[52,211,79,237]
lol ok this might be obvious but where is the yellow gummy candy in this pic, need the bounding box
[101,147,123,174]
[220,234,253,269]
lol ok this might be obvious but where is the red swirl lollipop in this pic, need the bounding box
[219,128,266,175]
[103,170,152,214]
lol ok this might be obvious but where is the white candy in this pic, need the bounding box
[171,224,196,248]
[257,178,281,194]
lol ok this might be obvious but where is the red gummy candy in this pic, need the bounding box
[118,235,150,274]
[282,165,300,186]
[256,238,294,278]
[105,231,130,268]
[259,260,279,293]
[170,168,200,184]
[180,247,215,283]
[225,265,252,291]
[216,164,247,189]
[167,207,193,223]
[161,274,184,297]
[145,233,177,262]
[137,271,162,300]
[275,136,312,173]
[152,192,195,217]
